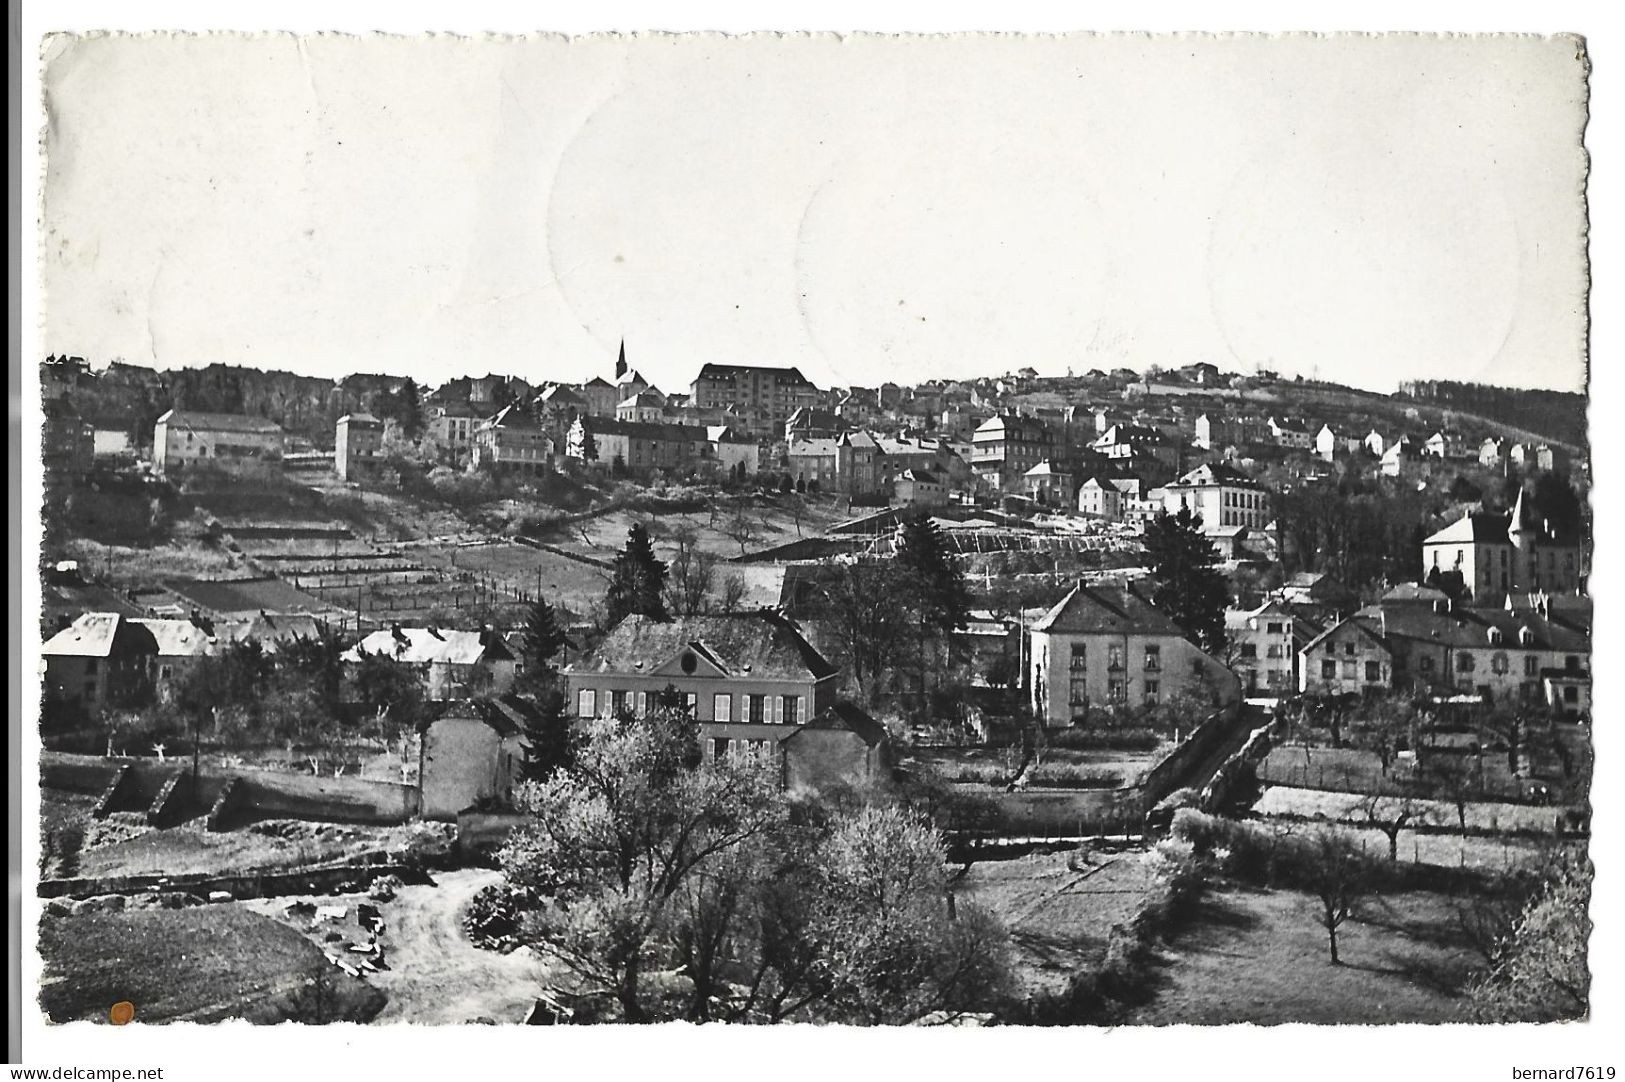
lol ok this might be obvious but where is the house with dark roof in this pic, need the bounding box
[152,409,284,476]
[1027,584,1240,726]
[41,613,159,720]
[690,363,822,438]
[780,702,891,794]
[562,611,849,766]
[566,415,711,475]
[1298,616,1395,696]
[1423,488,1584,601]
[784,407,848,442]
[472,405,553,475]
[1315,596,1591,712]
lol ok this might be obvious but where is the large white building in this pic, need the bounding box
[152,410,284,476]
[1159,462,1270,533]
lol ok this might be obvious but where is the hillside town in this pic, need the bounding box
[36,349,1591,1027]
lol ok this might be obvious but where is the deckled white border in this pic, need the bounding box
[17,3,1618,1079]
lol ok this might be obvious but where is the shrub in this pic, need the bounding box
[463,882,537,952]
[1043,728,1162,753]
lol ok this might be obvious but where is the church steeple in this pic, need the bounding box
[1507,486,1532,551]
[615,339,628,381]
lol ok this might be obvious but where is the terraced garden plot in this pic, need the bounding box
[543,502,854,563]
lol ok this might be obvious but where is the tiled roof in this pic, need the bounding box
[1031,584,1186,637]
[694,363,816,386]
[788,701,887,747]
[156,409,283,435]
[336,413,384,427]
[1363,605,1589,653]
[42,613,158,658]
[580,417,709,441]
[1424,512,1513,546]
[133,618,216,657]
[1302,616,1393,655]
[537,384,585,405]
[345,627,513,666]
[1170,462,1261,489]
[567,612,837,682]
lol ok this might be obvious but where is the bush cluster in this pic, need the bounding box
[1042,728,1163,753]
[463,882,539,953]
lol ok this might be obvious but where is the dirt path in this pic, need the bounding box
[368,868,555,1024]
[244,868,556,1024]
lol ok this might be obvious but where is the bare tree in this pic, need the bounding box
[1351,793,1432,862]
[724,499,761,557]
[1304,827,1371,965]
[716,572,748,613]
[665,524,716,616]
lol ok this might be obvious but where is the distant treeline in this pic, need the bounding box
[1398,380,1587,449]
[49,361,422,451]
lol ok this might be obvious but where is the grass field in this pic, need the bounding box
[409,541,611,617]
[957,846,1158,995]
[1252,786,1574,835]
[1122,882,1484,1025]
[38,906,386,1023]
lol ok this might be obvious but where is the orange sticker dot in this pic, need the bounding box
[109,1001,135,1025]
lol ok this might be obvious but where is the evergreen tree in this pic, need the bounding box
[1142,508,1229,655]
[519,597,567,692]
[895,513,970,635]
[521,687,572,780]
[606,523,670,626]
[395,377,424,438]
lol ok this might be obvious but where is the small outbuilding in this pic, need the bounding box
[418,698,532,821]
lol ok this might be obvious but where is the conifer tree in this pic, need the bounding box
[1142,507,1229,655]
[519,597,567,692]
[606,523,669,627]
[895,513,970,635]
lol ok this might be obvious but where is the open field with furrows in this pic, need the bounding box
[956,845,1159,996]
[407,542,612,617]
[38,905,386,1023]
[1120,882,1484,1025]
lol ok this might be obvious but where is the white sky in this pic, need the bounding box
[41,33,1589,394]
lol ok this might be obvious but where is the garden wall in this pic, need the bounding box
[1138,703,1243,808]
[43,752,419,825]
[38,858,425,901]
